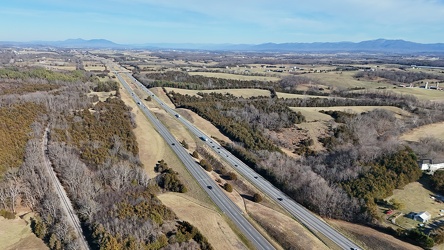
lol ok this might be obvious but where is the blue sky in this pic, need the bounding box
[2,0,444,44]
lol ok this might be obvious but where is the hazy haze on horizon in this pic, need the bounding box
[2,0,444,44]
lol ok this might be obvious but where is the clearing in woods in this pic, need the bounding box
[0,214,48,250]
[164,87,271,98]
[290,106,411,122]
[188,72,281,82]
[400,121,444,142]
[386,181,444,229]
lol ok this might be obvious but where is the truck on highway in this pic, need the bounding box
[199,136,208,141]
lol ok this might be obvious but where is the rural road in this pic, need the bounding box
[42,127,90,250]
[115,72,275,250]
[121,72,362,250]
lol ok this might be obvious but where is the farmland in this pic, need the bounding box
[2,47,444,250]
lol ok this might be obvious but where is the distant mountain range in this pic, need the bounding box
[1,38,444,53]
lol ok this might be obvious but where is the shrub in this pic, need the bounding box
[224,183,233,192]
[226,172,237,181]
[181,140,189,149]
[253,193,263,203]
[192,151,199,159]
[0,209,15,219]
[200,159,213,172]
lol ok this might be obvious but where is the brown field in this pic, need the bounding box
[164,87,271,98]
[296,122,329,152]
[158,193,248,250]
[0,214,47,250]
[245,200,328,250]
[88,91,116,102]
[400,121,444,142]
[276,92,331,99]
[188,72,281,82]
[290,106,410,122]
[44,65,77,71]
[369,87,444,101]
[328,219,421,250]
[305,71,393,89]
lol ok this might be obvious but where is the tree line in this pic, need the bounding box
[355,69,444,84]
[0,66,212,250]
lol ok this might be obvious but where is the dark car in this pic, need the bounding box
[207,185,213,190]
[172,143,175,146]
[277,197,283,201]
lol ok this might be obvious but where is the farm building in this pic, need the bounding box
[421,163,444,172]
[414,211,431,223]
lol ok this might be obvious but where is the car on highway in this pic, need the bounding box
[137,101,141,105]
[207,185,213,190]
[172,143,175,146]
[277,197,283,201]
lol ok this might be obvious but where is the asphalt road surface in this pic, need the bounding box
[115,73,275,250]
[122,72,362,250]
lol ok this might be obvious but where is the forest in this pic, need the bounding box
[0,67,211,250]
[355,69,444,84]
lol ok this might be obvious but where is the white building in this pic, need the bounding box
[421,163,444,172]
[414,211,431,223]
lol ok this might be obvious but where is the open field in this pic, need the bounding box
[401,121,444,142]
[328,219,421,250]
[88,91,116,102]
[276,92,331,99]
[188,72,281,82]
[164,87,271,98]
[290,108,334,122]
[389,88,444,101]
[305,71,393,89]
[246,200,328,250]
[296,122,329,151]
[158,193,247,250]
[0,214,47,250]
[386,181,444,229]
[290,106,411,122]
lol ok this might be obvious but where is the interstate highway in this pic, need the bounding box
[123,72,362,250]
[115,72,275,250]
